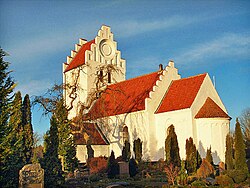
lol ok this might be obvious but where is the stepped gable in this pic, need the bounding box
[72,123,109,145]
[195,97,230,119]
[156,73,207,113]
[88,71,162,119]
[64,39,95,72]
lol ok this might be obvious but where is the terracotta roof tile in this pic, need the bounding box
[72,123,109,145]
[88,72,162,119]
[156,73,207,113]
[195,97,230,119]
[64,40,95,72]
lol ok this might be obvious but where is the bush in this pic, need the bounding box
[88,156,108,174]
[89,174,102,182]
[215,175,234,186]
[187,175,197,184]
[191,180,206,186]
[226,169,248,184]
[196,159,214,178]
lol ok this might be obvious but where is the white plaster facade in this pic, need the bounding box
[63,25,230,164]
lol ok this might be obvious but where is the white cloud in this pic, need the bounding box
[174,33,250,66]
[15,79,53,97]
[114,15,200,38]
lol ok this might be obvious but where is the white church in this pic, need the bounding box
[63,25,230,164]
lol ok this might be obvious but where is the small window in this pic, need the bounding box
[122,126,129,143]
[108,72,111,83]
[100,70,103,82]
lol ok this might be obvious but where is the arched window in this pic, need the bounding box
[108,72,111,83]
[122,126,129,143]
[99,70,103,82]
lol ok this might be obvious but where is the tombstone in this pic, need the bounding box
[19,163,44,188]
[118,161,129,178]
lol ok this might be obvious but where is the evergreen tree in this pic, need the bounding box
[87,141,94,159]
[0,48,15,140]
[129,157,138,177]
[1,92,25,187]
[165,125,181,167]
[52,98,78,172]
[107,150,119,178]
[225,134,234,170]
[22,94,33,164]
[234,118,248,172]
[133,138,142,162]
[122,140,131,162]
[0,48,16,186]
[42,116,64,187]
[206,146,213,166]
[185,137,201,174]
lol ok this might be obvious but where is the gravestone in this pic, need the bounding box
[118,161,129,178]
[19,163,44,188]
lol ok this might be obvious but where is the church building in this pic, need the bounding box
[63,25,230,164]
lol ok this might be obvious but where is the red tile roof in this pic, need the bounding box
[195,97,230,119]
[155,73,207,113]
[87,72,162,119]
[64,40,95,72]
[72,123,109,145]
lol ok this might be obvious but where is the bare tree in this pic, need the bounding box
[164,163,179,185]
[239,108,250,147]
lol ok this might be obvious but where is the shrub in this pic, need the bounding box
[89,174,102,182]
[88,156,108,174]
[191,180,206,186]
[196,159,214,178]
[129,158,138,177]
[226,169,248,184]
[107,151,119,178]
[215,175,234,186]
[187,175,197,184]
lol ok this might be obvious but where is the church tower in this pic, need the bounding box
[63,25,126,119]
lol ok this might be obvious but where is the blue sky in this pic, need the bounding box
[1,0,249,137]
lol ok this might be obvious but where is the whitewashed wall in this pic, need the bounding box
[195,118,229,164]
[155,109,194,160]
[76,145,110,163]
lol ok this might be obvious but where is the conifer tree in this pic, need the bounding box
[87,141,94,159]
[42,116,64,187]
[107,150,119,178]
[234,118,248,172]
[133,138,142,162]
[22,94,33,164]
[0,48,16,186]
[1,92,25,187]
[165,125,181,167]
[55,99,78,173]
[129,157,138,177]
[206,146,213,166]
[0,48,15,143]
[225,133,234,170]
[122,140,131,162]
[185,137,201,174]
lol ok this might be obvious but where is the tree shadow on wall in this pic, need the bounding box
[199,141,221,164]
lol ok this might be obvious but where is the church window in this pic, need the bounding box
[99,70,103,82]
[122,126,129,143]
[108,72,111,83]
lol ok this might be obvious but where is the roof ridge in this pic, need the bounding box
[177,73,207,81]
[109,71,162,86]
